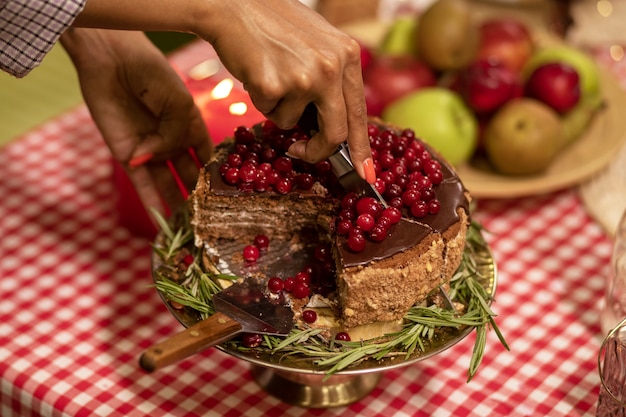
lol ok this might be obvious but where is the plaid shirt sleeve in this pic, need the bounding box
[0,0,86,78]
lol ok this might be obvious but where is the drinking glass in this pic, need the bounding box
[597,317,626,416]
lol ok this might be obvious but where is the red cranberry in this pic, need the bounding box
[241,333,263,348]
[370,222,390,241]
[384,183,403,199]
[295,271,311,285]
[388,197,403,209]
[273,157,293,173]
[411,201,428,218]
[417,176,432,190]
[335,332,351,341]
[223,167,240,185]
[253,176,269,192]
[410,140,424,154]
[268,277,284,293]
[402,128,416,140]
[227,153,243,168]
[379,171,395,186]
[243,245,260,262]
[356,213,375,232]
[424,160,441,175]
[428,199,441,214]
[292,282,310,299]
[183,254,194,266]
[367,124,380,137]
[429,170,444,185]
[296,173,314,190]
[267,170,281,185]
[234,126,256,144]
[402,189,421,207]
[378,151,395,169]
[302,310,317,324]
[315,160,332,176]
[274,178,293,194]
[346,228,366,252]
[339,209,355,221]
[284,277,296,292]
[374,178,386,195]
[336,219,352,235]
[239,164,257,183]
[314,245,332,262]
[390,163,407,177]
[355,197,383,218]
[381,207,402,224]
[254,234,270,250]
[421,187,435,202]
[418,150,432,164]
[261,147,277,162]
[342,193,359,210]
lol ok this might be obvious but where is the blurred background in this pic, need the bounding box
[1,0,622,147]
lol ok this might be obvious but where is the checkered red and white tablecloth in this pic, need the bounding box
[0,41,620,417]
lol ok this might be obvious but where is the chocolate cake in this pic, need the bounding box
[189,120,471,331]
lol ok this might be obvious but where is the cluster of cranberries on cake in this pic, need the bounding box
[189,118,471,332]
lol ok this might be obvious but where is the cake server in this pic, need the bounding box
[139,278,294,372]
[297,103,387,207]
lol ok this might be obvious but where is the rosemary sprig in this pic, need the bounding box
[151,213,508,381]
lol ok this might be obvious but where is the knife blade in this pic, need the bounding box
[328,143,388,207]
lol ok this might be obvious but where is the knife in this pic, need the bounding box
[140,277,294,372]
[328,143,388,207]
[297,103,387,207]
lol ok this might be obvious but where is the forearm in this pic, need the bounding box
[72,0,212,36]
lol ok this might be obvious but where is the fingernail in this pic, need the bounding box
[285,151,300,160]
[129,153,154,168]
[363,158,376,184]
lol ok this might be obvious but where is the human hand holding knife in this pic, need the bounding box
[297,104,383,204]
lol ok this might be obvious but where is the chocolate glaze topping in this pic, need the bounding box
[205,122,470,269]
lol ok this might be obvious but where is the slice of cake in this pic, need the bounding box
[189,120,470,331]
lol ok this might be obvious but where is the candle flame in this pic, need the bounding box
[211,79,234,100]
[229,102,248,115]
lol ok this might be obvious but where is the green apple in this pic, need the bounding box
[379,16,419,57]
[382,88,478,165]
[524,45,602,108]
[561,95,600,145]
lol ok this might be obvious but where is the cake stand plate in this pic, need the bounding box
[151,224,497,408]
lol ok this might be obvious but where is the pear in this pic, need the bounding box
[379,16,419,57]
[484,98,565,175]
[415,0,479,71]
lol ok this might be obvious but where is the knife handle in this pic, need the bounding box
[139,312,242,372]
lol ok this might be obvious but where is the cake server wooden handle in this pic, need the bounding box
[139,312,242,372]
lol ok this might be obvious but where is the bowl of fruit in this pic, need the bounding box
[347,0,626,198]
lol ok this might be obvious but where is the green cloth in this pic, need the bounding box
[0,44,82,147]
[0,33,194,148]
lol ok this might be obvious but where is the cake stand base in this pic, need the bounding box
[250,365,382,408]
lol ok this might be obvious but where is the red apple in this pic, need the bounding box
[476,18,534,74]
[363,55,436,116]
[363,83,385,117]
[524,62,581,113]
[455,59,523,115]
[359,42,374,72]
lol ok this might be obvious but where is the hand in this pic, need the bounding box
[60,29,212,217]
[195,0,373,181]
